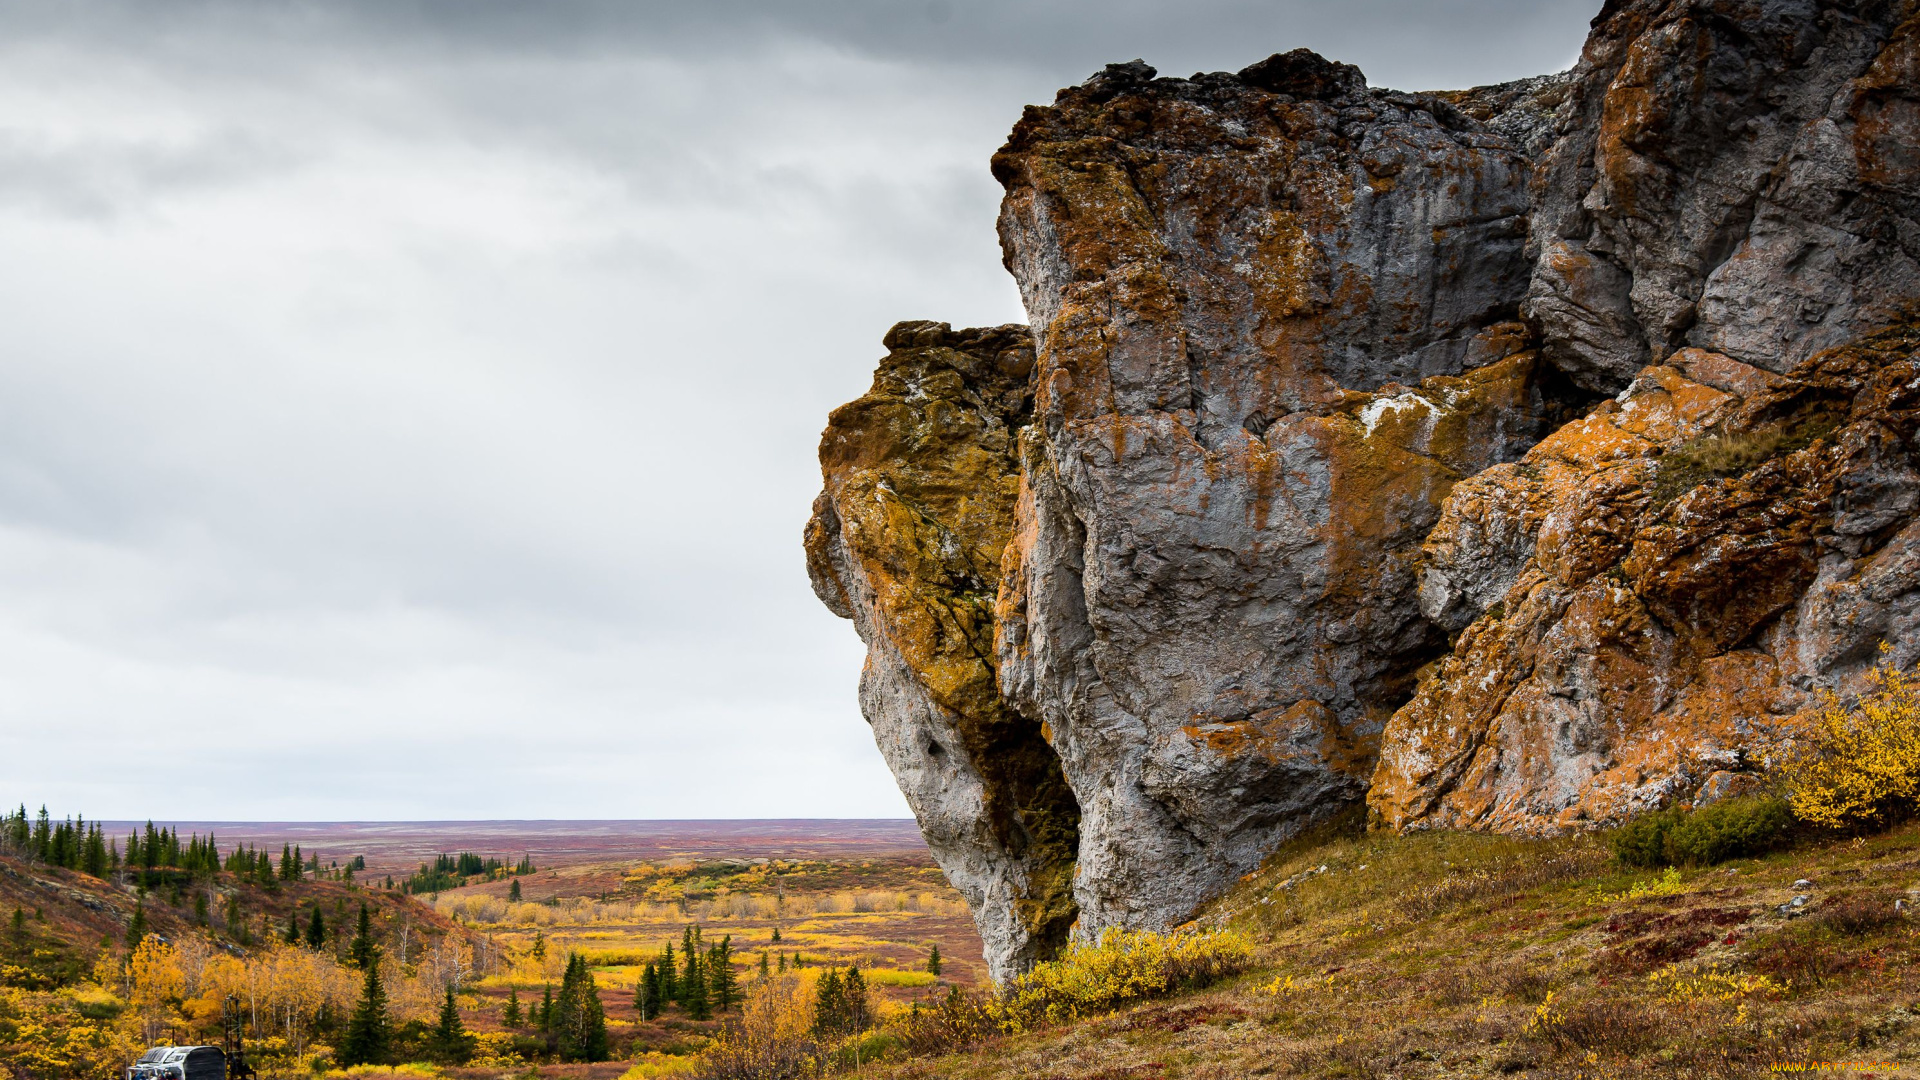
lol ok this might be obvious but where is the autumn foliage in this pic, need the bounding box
[1784,656,1920,828]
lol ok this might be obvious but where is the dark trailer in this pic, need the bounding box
[126,1045,225,1080]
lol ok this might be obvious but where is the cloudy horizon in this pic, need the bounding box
[0,0,1596,821]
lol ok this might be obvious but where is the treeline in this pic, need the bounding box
[1,806,221,884]
[1,803,374,890]
[401,852,535,895]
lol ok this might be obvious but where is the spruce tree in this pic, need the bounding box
[777,952,786,974]
[758,951,770,978]
[708,936,736,1012]
[660,941,676,1002]
[770,925,782,943]
[812,968,845,1038]
[429,984,473,1064]
[554,953,609,1061]
[927,944,942,975]
[339,954,391,1066]
[538,984,554,1036]
[508,878,521,902]
[350,904,376,968]
[286,911,301,945]
[306,904,326,950]
[82,827,107,878]
[502,988,523,1028]
[193,891,209,926]
[635,964,658,1021]
[681,926,701,999]
[9,906,23,936]
[279,844,296,881]
[844,966,870,1033]
[682,952,711,1021]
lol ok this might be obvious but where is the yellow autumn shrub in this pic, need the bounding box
[0,986,144,1080]
[1783,657,1920,827]
[993,927,1254,1031]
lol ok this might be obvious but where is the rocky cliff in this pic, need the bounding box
[808,0,1920,980]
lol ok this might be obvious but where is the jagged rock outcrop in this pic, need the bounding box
[807,0,1920,980]
[1373,321,1920,831]
[988,57,1579,945]
[805,322,1080,983]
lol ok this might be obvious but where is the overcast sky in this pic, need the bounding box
[0,0,1595,821]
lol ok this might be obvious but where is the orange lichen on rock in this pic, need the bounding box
[1373,322,1920,833]
[805,321,1080,982]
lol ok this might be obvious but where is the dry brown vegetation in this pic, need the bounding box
[859,814,1920,1080]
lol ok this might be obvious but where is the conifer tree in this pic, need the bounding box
[286,911,301,945]
[844,966,870,1034]
[429,984,473,1064]
[82,827,107,878]
[538,984,554,1035]
[194,891,209,926]
[635,964,659,1020]
[659,941,676,1002]
[306,904,326,950]
[350,904,376,969]
[758,951,770,978]
[770,925,782,943]
[554,953,610,1061]
[708,935,737,1012]
[502,988,523,1028]
[681,950,711,1021]
[9,906,22,936]
[279,844,296,881]
[777,952,786,974]
[812,968,846,1038]
[681,925,702,997]
[508,878,521,902]
[927,944,942,975]
[339,953,391,1066]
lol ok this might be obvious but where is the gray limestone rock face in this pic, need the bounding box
[1527,0,1920,392]
[988,59,1570,942]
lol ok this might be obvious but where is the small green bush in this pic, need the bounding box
[1611,796,1793,868]
[1664,796,1794,865]
[1611,810,1679,869]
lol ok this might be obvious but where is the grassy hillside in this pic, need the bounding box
[870,814,1919,1080]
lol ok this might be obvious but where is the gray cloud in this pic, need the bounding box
[0,0,1594,820]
